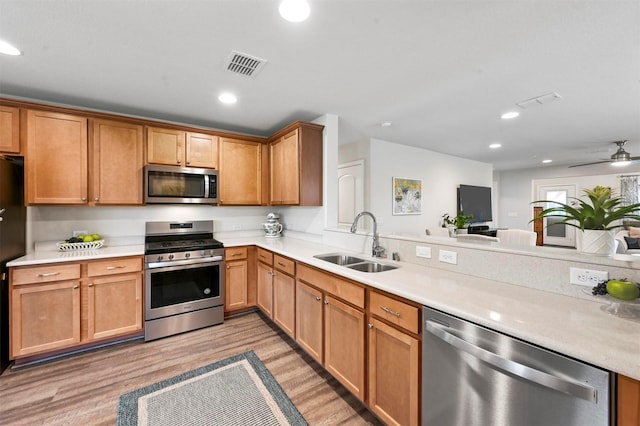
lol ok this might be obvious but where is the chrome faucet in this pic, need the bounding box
[350,211,386,258]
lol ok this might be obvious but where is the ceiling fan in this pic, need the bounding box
[568,140,639,168]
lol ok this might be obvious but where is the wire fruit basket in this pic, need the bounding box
[56,239,105,251]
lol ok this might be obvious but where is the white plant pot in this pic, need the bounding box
[578,229,616,256]
[455,228,468,235]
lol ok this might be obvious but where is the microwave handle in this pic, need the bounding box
[204,175,210,198]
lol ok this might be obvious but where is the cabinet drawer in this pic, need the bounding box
[226,247,248,261]
[12,263,81,285]
[87,257,142,277]
[257,248,273,265]
[369,290,419,334]
[297,264,364,309]
[274,255,295,276]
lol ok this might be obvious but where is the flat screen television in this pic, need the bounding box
[457,184,493,223]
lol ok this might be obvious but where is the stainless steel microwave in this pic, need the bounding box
[144,165,218,204]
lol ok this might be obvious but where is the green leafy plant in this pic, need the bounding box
[532,186,640,230]
[442,211,474,229]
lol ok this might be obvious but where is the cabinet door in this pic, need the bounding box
[86,273,143,341]
[256,261,273,317]
[225,259,248,312]
[11,280,81,357]
[324,295,366,401]
[90,119,144,205]
[270,130,300,205]
[147,127,185,166]
[295,280,323,364]
[0,105,20,153]
[186,132,218,169]
[273,271,295,337]
[618,374,640,426]
[26,110,88,204]
[368,317,419,426]
[219,138,262,205]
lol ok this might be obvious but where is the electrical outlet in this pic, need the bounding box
[416,246,432,258]
[73,230,87,237]
[439,249,458,265]
[569,267,609,287]
[232,224,242,230]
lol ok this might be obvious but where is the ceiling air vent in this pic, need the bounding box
[516,92,562,109]
[225,50,267,77]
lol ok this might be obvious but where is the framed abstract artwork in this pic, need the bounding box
[393,177,422,215]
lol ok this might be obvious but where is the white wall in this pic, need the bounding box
[347,138,494,235]
[497,162,640,229]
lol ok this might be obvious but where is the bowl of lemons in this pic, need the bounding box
[57,233,104,251]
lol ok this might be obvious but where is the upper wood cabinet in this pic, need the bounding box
[0,105,20,154]
[219,137,265,205]
[90,119,144,205]
[146,126,218,169]
[269,121,323,206]
[26,110,89,204]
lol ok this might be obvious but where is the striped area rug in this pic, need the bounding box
[117,351,307,426]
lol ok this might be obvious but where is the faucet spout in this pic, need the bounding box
[350,211,386,258]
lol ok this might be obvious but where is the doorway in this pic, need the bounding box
[337,160,364,227]
[537,184,576,247]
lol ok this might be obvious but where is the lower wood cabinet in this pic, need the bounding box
[225,247,249,314]
[272,255,296,338]
[367,317,419,426]
[295,280,324,362]
[257,257,274,317]
[618,374,640,426]
[9,256,143,361]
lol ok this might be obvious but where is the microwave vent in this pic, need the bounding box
[225,50,267,77]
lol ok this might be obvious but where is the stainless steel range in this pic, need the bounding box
[144,220,224,341]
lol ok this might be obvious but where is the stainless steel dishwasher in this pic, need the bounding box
[422,306,611,426]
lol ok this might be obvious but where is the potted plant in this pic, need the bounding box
[442,211,474,236]
[532,185,640,256]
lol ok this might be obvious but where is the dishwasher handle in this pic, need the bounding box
[425,320,598,403]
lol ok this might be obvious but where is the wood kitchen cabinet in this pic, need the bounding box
[219,137,265,205]
[26,110,144,205]
[618,374,640,426]
[26,110,88,204]
[0,105,20,154]
[272,255,295,338]
[9,256,144,363]
[146,126,218,169]
[367,290,420,426]
[269,121,324,206]
[296,264,366,401]
[256,250,274,317]
[225,247,249,313]
[90,119,144,205]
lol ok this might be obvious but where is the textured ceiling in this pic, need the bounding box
[0,0,638,170]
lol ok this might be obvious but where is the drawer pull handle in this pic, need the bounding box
[380,305,401,318]
[277,262,286,267]
[106,266,125,270]
[38,272,60,277]
[232,253,242,257]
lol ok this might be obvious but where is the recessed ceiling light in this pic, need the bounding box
[279,0,310,22]
[501,111,520,119]
[489,143,501,149]
[0,39,21,56]
[218,93,237,104]
[542,159,552,164]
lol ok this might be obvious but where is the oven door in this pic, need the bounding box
[145,260,224,320]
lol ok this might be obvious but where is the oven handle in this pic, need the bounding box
[146,255,223,269]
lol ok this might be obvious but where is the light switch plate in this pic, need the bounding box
[439,249,458,265]
[416,246,431,258]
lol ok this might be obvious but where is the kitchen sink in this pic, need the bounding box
[346,262,398,273]
[314,253,398,273]
[314,253,366,265]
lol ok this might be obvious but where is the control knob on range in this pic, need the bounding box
[157,255,163,262]
[185,253,191,258]
[169,254,174,260]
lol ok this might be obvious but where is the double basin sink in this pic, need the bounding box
[313,253,398,273]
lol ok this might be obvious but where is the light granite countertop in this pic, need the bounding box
[8,235,640,381]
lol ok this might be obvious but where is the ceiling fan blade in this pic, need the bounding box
[568,160,612,168]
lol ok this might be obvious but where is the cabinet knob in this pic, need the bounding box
[323,299,329,305]
[81,197,87,202]
[368,323,374,329]
[226,265,230,269]
[315,296,321,301]
[94,197,99,202]
[88,283,94,287]
[177,159,182,164]
[73,285,79,289]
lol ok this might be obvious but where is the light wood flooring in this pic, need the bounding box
[0,312,383,426]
